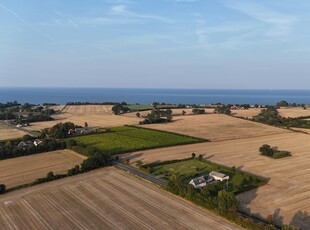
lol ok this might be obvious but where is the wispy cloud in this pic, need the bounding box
[0,2,56,42]
[80,17,142,26]
[111,5,173,23]
[221,0,298,36]
[54,11,79,29]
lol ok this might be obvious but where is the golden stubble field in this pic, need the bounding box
[25,105,141,131]
[0,123,27,141]
[0,150,86,188]
[0,128,26,141]
[278,107,310,118]
[231,108,261,118]
[0,167,241,230]
[120,131,310,228]
[140,114,289,141]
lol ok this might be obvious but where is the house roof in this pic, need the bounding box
[191,174,213,185]
[209,171,227,179]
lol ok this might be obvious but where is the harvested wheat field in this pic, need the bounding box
[62,105,114,114]
[120,131,310,228]
[140,114,289,141]
[0,167,241,230]
[24,105,141,131]
[290,127,310,134]
[47,105,66,111]
[0,124,27,140]
[0,150,86,188]
[231,108,261,119]
[278,107,310,118]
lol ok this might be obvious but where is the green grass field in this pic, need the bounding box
[71,126,204,155]
[147,158,267,193]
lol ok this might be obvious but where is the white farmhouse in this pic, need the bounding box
[189,174,214,188]
[209,171,229,181]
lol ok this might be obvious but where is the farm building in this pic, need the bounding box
[189,174,214,188]
[33,139,42,146]
[209,171,229,181]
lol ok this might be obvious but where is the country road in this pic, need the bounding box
[111,161,167,187]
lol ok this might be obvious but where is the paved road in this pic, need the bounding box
[111,161,167,187]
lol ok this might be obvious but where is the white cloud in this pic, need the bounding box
[222,0,298,36]
[111,5,173,23]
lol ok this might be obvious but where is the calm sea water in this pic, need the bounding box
[1,88,310,105]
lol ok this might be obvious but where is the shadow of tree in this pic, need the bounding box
[119,152,144,162]
[273,208,284,226]
[204,154,214,160]
[290,210,310,230]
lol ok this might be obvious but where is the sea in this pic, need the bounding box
[1,88,310,105]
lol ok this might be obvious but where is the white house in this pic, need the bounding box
[209,171,229,181]
[33,139,42,146]
[189,174,214,188]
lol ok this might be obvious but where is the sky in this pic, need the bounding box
[0,0,310,89]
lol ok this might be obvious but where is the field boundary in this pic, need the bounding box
[127,125,209,142]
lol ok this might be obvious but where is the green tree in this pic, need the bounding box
[46,171,55,180]
[217,190,239,213]
[259,144,273,157]
[0,184,6,194]
[276,100,289,107]
[112,104,129,115]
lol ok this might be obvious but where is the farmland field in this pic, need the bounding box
[0,167,241,230]
[0,123,27,140]
[71,126,204,155]
[24,105,141,131]
[0,150,85,188]
[278,107,310,118]
[140,114,289,141]
[231,108,261,118]
[62,105,114,114]
[120,131,310,228]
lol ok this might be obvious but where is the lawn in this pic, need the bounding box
[146,158,267,194]
[70,126,205,155]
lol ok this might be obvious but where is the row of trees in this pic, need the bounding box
[192,108,206,114]
[0,138,66,160]
[140,109,173,124]
[42,122,80,139]
[112,103,130,115]
[253,106,310,128]
[214,106,232,115]
[276,100,306,108]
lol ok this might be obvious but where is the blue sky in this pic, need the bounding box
[1,0,309,89]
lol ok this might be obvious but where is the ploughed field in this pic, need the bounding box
[0,150,85,188]
[140,114,289,141]
[120,131,310,228]
[0,167,241,230]
[24,105,141,131]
